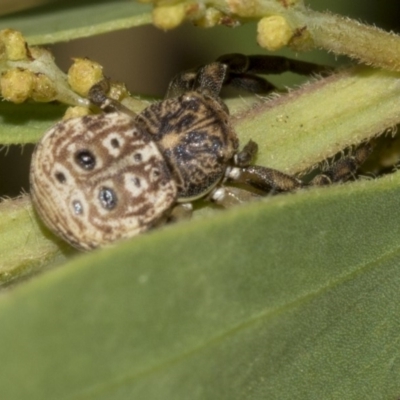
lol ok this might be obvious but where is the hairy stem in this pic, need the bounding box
[216,0,400,71]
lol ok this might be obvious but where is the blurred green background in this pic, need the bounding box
[0,0,399,198]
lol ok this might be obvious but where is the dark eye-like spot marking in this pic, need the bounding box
[72,200,83,215]
[133,177,141,187]
[133,153,142,162]
[152,169,160,178]
[111,138,120,148]
[55,172,66,183]
[99,187,117,210]
[75,149,96,170]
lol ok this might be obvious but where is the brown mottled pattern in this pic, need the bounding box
[30,112,177,250]
[136,91,238,199]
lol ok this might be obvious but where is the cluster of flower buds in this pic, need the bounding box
[0,29,135,119]
[0,29,59,104]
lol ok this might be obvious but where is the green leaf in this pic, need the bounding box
[0,196,75,285]
[234,67,400,174]
[0,0,60,17]
[0,0,152,45]
[0,102,66,144]
[1,171,400,399]
[1,3,400,397]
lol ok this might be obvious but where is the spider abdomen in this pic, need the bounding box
[30,112,177,250]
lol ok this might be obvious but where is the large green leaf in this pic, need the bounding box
[0,0,152,44]
[0,171,400,399]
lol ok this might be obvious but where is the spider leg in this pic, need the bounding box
[223,74,277,94]
[210,186,262,207]
[166,62,228,101]
[205,140,301,206]
[166,53,330,98]
[225,139,303,192]
[194,62,228,98]
[88,79,137,117]
[227,164,302,193]
[234,140,258,167]
[222,141,373,197]
[310,143,374,186]
[217,53,330,76]
[217,53,331,94]
[165,71,197,98]
[168,203,193,222]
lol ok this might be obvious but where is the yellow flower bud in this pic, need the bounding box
[257,16,294,51]
[32,73,58,102]
[0,29,28,61]
[0,68,34,103]
[152,4,186,30]
[63,106,91,120]
[68,58,104,97]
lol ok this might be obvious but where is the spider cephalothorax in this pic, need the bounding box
[30,54,371,250]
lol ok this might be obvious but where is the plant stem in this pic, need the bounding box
[214,0,400,71]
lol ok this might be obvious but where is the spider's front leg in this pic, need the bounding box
[228,139,302,193]
[210,163,301,207]
[210,140,302,207]
[211,141,373,207]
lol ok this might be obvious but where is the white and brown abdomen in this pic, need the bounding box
[136,91,238,200]
[30,112,177,250]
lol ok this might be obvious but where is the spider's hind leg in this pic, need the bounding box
[216,53,332,94]
[166,53,331,99]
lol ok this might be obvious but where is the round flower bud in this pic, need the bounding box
[257,16,294,51]
[68,58,104,97]
[1,68,34,103]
